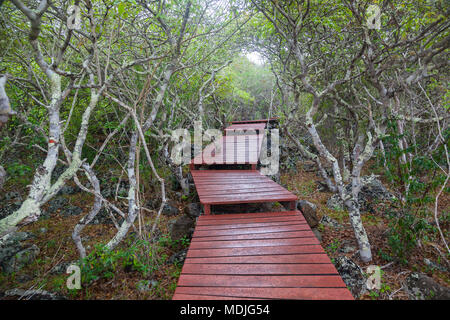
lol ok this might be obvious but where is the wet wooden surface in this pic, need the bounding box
[173,211,353,300]
[191,134,265,165]
[191,170,298,206]
[175,119,353,300]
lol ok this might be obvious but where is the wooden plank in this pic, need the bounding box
[194,178,270,183]
[198,211,300,220]
[181,263,338,275]
[194,179,273,185]
[196,185,280,191]
[192,173,265,178]
[194,182,281,191]
[194,179,282,186]
[187,245,326,258]
[189,237,319,249]
[192,169,263,173]
[196,215,305,226]
[200,195,297,205]
[195,220,307,231]
[199,190,294,198]
[196,187,291,196]
[184,253,331,264]
[225,123,266,131]
[201,198,297,206]
[195,219,307,229]
[175,287,354,300]
[230,118,277,124]
[191,132,265,165]
[192,175,269,180]
[193,224,312,237]
[192,230,316,241]
[192,170,266,175]
[176,124,354,300]
[176,274,347,288]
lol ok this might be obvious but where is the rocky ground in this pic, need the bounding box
[280,162,450,300]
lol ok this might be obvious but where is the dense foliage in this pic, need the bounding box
[0,0,448,299]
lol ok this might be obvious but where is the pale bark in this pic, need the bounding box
[0,71,62,237]
[0,75,16,127]
[284,126,337,193]
[106,132,139,250]
[72,164,102,258]
[0,166,6,190]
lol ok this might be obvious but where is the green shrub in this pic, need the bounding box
[386,209,433,265]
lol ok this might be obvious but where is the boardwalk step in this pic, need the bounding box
[174,120,354,300]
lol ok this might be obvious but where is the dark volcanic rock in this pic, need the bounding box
[0,232,36,273]
[297,200,319,228]
[327,174,395,212]
[146,195,162,210]
[41,197,69,220]
[0,192,23,219]
[334,256,366,298]
[59,205,83,217]
[136,280,158,292]
[57,185,80,195]
[405,273,450,300]
[167,249,188,265]
[47,197,69,212]
[169,215,195,241]
[423,258,448,272]
[162,200,180,216]
[100,181,129,198]
[319,215,343,229]
[311,228,322,242]
[4,191,21,201]
[0,202,20,220]
[4,289,67,300]
[88,208,124,225]
[0,232,39,274]
[184,203,203,218]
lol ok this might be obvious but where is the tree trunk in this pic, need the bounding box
[106,131,139,250]
[344,196,372,262]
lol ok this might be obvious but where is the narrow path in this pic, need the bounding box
[173,119,353,300]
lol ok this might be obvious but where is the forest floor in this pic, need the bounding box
[280,161,449,300]
[0,160,449,300]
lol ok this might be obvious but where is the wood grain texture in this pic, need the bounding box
[175,121,353,300]
[173,211,353,300]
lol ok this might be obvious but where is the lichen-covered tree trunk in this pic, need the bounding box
[0,75,16,127]
[305,103,373,262]
[0,72,61,237]
[0,165,6,190]
[72,164,102,258]
[106,131,139,250]
[344,196,372,262]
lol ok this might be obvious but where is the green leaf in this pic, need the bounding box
[118,3,125,15]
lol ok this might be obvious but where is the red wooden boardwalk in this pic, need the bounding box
[191,134,265,166]
[192,170,297,215]
[173,119,353,300]
[173,211,353,300]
